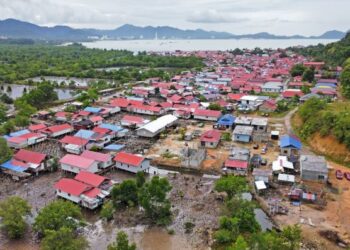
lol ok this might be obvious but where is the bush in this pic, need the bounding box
[100,201,115,221]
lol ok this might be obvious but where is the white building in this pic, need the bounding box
[136,114,178,138]
[113,152,150,173]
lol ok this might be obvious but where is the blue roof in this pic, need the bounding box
[100,123,123,132]
[315,83,337,88]
[84,107,102,113]
[280,135,302,150]
[9,129,30,137]
[217,114,235,126]
[74,129,95,139]
[104,144,125,151]
[0,160,27,172]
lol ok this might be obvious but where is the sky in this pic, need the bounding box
[0,0,349,36]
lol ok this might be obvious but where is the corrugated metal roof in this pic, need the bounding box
[137,114,178,134]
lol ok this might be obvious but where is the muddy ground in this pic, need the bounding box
[0,170,221,250]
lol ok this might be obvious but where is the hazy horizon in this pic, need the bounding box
[0,0,349,36]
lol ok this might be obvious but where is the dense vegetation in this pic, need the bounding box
[0,44,203,83]
[290,32,350,66]
[110,173,173,226]
[213,176,301,249]
[296,98,350,149]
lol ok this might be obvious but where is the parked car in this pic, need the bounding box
[336,170,343,180]
[344,172,350,181]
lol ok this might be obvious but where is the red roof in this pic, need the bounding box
[46,123,73,133]
[78,110,91,116]
[59,154,95,169]
[130,104,162,113]
[200,130,221,143]
[60,136,88,146]
[74,171,107,187]
[19,132,45,139]
[114,152,145,167]
[7,136,27,144]
[55,111,69,118]
[89,116,103,123]
[225,159,248,169]
[193,109,222,118]
[83,187,101,198]
[14,149,46,165]
[28,123,47,132]
[227,93,246,101]
[110,98,130,108]
[282,90,304,98]
[92,127,110,134]
[81,150,110,163]
[121,115,145,124]
[54,178,91,196]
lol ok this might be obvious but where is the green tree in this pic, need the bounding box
[34,200,83,235]
[100,201,115,221]
[139,176,172,225]
[229,235,248,250]
[208,103,222,111]
[136,171,146,188]
[111,180,139,208]
[302,68,315,83]
[0,103,7,123]
[0,196,31,239]
[107,231,136,250]
[41,227,88,250]
[290,64,306,77]
[0,137,12,163]
[281,225,302,250]
[215,176,248,199]
[340,64,350,98]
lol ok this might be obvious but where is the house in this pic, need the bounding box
[251,118,268,132]
[42,123,74,138]
[98,123,129,138]
[261,82,283,93]
[252,169,273,184]
[280,135,302,158]
[89,116,104,126]
[300,155,328,182]
[259,99,277,113]
[54,178,107,209]
[136,114,178,138]
[277,173,295,184]
[303,61,325,70]
[60,136,88,154]
[28,123,47,133]
[74,171,114,192]
[272,156,294,173]
[232,125,253,142]
[300,93,321,103]
[55,111,70,122]
[1,149,47,175]
[234,116,252,126]
[80,150,113,169]
[7,132,47,149]
[129,104,164,116]
[113,152,150,173]
[239,96,263,111]
[200,130,221,148]
[59,154,99,174]
[282,89,303,99]
[193,109,222,121]
[121,115,150,128]
[215,114,235,129]
[224,159,248,175]
[229,147,250,161]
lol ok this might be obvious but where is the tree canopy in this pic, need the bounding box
[107,231,136,250]
[41,227,89,250]
[0,196,31,239]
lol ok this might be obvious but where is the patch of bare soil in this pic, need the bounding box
[308,133,350,165]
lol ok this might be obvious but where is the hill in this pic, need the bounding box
[0,18,346,41]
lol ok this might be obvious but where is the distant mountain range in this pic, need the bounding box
[0,18,347,41]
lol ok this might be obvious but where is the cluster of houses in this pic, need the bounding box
[1,48,335,210]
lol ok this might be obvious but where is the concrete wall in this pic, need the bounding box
[56,190,81,203]
[301,170,327,182]
[233,134,250,143]
[193,115,218,121]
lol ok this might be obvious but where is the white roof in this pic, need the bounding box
[137,114,178,134]
[271,131,280,136]
[255,180,267,190]
[272,156,294,171]
[278,174,295,183]
[240,95,260,101]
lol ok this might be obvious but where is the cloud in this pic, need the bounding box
[187,9,247,23]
